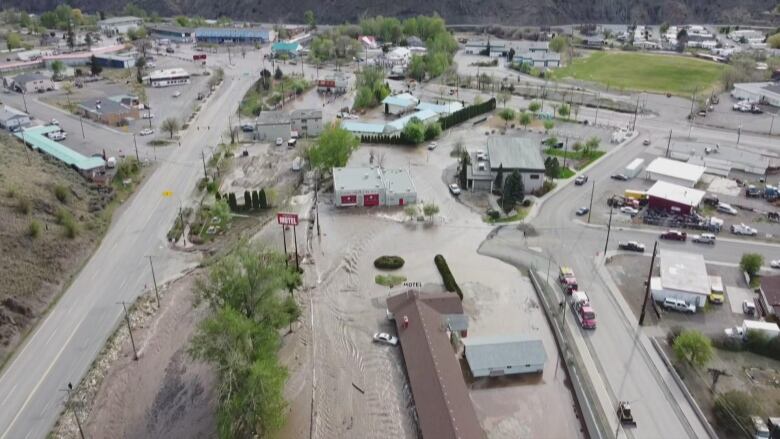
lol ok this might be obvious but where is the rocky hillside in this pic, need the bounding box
[10,0,780,25]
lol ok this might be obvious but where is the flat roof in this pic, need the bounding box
[341,120,386,134]
[332,167,384,192]
[148,68,190,80]
[386,109,438,131]
[386,291,485,439]
[487,136,545,171]
[660,249,710,296]
[382,93,419,108]
[645,157,705,184]
[416,101,464,115]
[463,335,546,371]
[734,82,780,99]
[13,72,49,84]
[195,27,271,38]
[290,108,322,119]
[672,142,769,175]
[646,180,705,206]
[78,97,131,116]
[382,168,416,195]
[98,16,141,25]
[256,111,290,125]
[148,24,194,34]
[15,125,105,171]
[517,51,561,61]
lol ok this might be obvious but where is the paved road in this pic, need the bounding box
[0,51,261,439]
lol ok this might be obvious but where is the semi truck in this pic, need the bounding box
[558,266,578,294]
[570,291,597,329]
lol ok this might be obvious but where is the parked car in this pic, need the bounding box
[772,260,780,269]
[165,47,174,53]
[743,300,757,315]
[49,119,60,126]
[373,332,398,346]
[139,128,154,136]
[692,233,716,244]
[663,298,696,314]
[611,174,629,181]
[275,137,283,146]
[241,124,254,132]
[660,230,687,241]
[172,91,181,98]
[449,183,461,195]
[576,206,590,216]
[717,203,738,215]
[618,241,645,252]
[46,130,66,141]
[642,139,651,146]
[620,206,639,216]
[731,223,758,236]
[574,175,588,186]
[427,142,438,150]
[287,138,297,147]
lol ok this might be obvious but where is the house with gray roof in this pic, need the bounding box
[467,136,545,193]
[463,334,546,377]
[11,72,54,93]
[78,97,139,126]
[0,105,31,131]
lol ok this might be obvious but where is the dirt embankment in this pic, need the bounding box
[0,134,115,366]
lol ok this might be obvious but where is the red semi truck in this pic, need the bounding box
[570,291,597,329]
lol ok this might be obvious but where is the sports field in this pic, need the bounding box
[552,51,725,96]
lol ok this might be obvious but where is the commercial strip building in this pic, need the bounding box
[385,290,485,439]
[144,68,191,88]
[0,105,32,131]
[463,335,546,377]
[644,157,705,188]
[646,180,705,215]
[14,125,106,178]
[651,250,710,308]
[290,109,323,137]
[467,136,545,193]
[731,82,780,108]
[98,16,143,35]
[333,167,417,207]
[148,25,194,43]
[194,27,275,44]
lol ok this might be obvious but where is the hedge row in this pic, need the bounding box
[374,255,405,270]
[439,98,497,130]
[216,189,268,212]
[434,254,463,299]
[361,134,415,145]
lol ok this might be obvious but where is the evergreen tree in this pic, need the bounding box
[500,170,525,212]
[252,190,260,210]
[494,163,504,190]
[228,192,238,211]
[244,191,252,211]
[259,189,268,209]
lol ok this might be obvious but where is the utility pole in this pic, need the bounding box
[631,94,640,131]
[21,90,28,113]
[737,124,742,145]
[665,129,672,158]
[587,180,595,223]
[639,241,658,325]
[201,150,208,179]
[148,256,159,307]
[562,137,569,170]
[20,128,31,165]
[688,87,697,139]
[78,112,85,139]
[65,383,86,439]
[120,301,138,360]
[594,92,601,126]
[604,205,613,255]
[771,114,776,136]
[133,134,139,162]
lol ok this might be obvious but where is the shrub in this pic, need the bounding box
[28,220,41,238]
[53,185,69,204]
[374,255,405,270]
[243,191,252,211]
[16,197,31,215]
[712,335,744,352]
[206,181,217,193]
[434,254,463,299]
[258,189,268,209]
[375,274,407,287]
[56,208,78,239]
[714,390,761,436]
[251,190,260,210]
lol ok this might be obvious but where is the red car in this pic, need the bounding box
[660,230,687,241]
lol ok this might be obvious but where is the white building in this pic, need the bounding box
[333,167,417,207]
[651,249,710,308]
[731,82,780,108]
[382,93,419,115]
[144,68,190,88]
[730,29,765,45]
[0,105,32,131]
[644,157,705,188]
[385,47,411,66]
[98,16,143,35]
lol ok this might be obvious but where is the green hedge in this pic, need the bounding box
[434,254,462,299]
[439,98,496,130]
[374,255,405,270]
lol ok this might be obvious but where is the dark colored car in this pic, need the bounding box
[611,174,629,181]
[575,175,588,186]
[618,241,645,252]
[576,207,590,216]
[660,230,687,241]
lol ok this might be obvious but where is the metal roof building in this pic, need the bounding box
[332,167,417,207]
[383,92,420,115]
[644,157,705,188]
[487,136,545,171]
[416,101,464,115]
[195,27,274,44]
[14,125,105,173]
[732,82,780,107]
[386,109,438,132]
[271,41,302,55]
[651,249,710,307]
[463,334,546,377]
[646,180,705,214]
[386,290,485,439]
[0,105,31,131]
[340,120,387,136]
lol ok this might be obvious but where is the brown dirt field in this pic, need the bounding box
[0,133,118,366]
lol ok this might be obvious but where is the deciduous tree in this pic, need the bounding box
[161,117,180,139]
[308,123,359,170]
[673,329,713,368]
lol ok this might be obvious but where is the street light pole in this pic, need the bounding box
[21,90,28,113]
[587,180,595,223]
[133,134,139,162]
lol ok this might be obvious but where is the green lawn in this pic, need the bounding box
[552,51,725,96]
[545,148,605,169]
[558,167,575,179]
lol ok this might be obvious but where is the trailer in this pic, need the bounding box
[624,158,645,179]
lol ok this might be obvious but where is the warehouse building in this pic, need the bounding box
[382,93,419,115]
[144,68,190,88]
[340,120,388,137]
[316,72,348,94]
[646,180,705,215]
[333,167,417,207]
[148,25,194,43]
[651,249,710,308]
[255,111,291,142]
[98,16,142,35]
[0,105,31,131]
[731,82,780,108]
[644,157,705,188]
[290,109,323,137]
[385,290,485,439]
[94,53,136,69]
[195,27,275,44]
[514,51,561,68]
[463,335,546,378]
[415,101,464,116]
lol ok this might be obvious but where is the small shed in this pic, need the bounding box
[463,334,546,378]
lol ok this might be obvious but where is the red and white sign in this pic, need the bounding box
[277,212,299,226]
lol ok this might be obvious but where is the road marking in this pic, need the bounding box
[1,320,82,439]
[0,384,17,407]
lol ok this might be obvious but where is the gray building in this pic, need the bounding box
[11,73,54,94]
[467,136,545,193]
[290,109,323,137]
[98,16,143,35]
[255,111,291,142]
[515,51,561,68]
[463,335,547,377]
[333,167,417,207]
[650,249,710,308]
[0,105,31,131]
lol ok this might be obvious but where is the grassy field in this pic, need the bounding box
[552,51,725,96]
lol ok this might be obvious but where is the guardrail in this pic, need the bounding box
[527,269,610,439]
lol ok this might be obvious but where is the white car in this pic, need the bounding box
[717,203,738,215]
[139,128,154,136]
[172,91,181,98]
[373,332,398,346]
[427,142,438,150]
[142,112,155,119]
[731,223,757,236]
[771,260,780,269]
[692,233,716,244]
[620,206,639,216]
[49,118,60,126]
[275,137,283,146]
[449,183,461,195]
